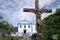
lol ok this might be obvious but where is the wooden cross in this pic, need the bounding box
[23,0,52,40]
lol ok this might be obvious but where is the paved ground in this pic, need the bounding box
[22,34,31,40]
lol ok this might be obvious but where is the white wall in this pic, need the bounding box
[18,25,32,32]
[27,25,31,32]
[32,25,37,33]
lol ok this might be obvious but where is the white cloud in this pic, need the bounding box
[56,5,60,8]
[23,0,35,8]
[0,0,59,26]
[39,0,56,8]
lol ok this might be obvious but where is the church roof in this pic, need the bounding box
[17,20,32,25]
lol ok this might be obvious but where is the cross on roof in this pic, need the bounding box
[23,0,52,40]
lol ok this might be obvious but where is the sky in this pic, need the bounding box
[0,0,60,27]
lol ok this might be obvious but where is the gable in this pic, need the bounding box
[18,20,32,25]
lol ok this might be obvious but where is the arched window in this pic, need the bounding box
[24,25,26,28]
[28,25,30,28]
[20,25,22,28]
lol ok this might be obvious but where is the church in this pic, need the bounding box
[17,20,36,36]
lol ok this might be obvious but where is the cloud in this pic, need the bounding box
[57,5,60,8]
[39,0,56,8]
[0,0,60,26]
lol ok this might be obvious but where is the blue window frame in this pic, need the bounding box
[24,25,26,28]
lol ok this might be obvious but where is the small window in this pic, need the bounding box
[24,25,26,28]
[28,25,30,28]
[20,25,22,28]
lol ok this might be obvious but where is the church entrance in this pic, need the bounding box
[24,29,26,34]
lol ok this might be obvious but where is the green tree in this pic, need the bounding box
[42,9,60,40]
[0,16,17,39]
[0,16,3,20]
[31,33,37,40]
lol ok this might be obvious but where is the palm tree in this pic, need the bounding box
[0,16,17,40]
[0,16,3,20]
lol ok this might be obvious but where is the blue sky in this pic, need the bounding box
[0,0,60,27]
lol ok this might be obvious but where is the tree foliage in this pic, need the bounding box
[31,33,37,40]
[0,16,3,20]
[42,9,60,40]
[0,16,17,39]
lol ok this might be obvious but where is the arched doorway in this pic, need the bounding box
[24,29,26,34]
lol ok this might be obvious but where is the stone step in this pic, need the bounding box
[22,34,31,40]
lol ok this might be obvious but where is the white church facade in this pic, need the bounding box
[17,20,36,36]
